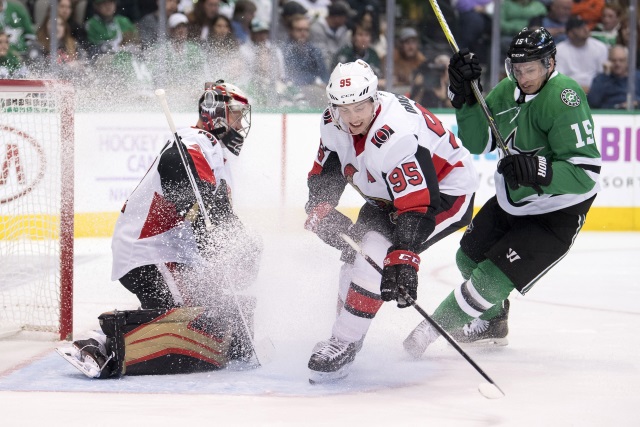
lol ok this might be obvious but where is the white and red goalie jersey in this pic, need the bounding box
[308,91,478,222]
[111,126,231,281]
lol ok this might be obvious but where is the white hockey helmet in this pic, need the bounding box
[326,60,379,134]
[326,59,379,106]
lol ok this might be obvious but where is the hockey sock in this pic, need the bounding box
[455,248,477,281]
[432,260,514,331]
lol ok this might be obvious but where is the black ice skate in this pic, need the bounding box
[452,299,510,346]
[308,336,361,384]
[56,338,115,378]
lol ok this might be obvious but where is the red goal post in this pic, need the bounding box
[0,80,74,341]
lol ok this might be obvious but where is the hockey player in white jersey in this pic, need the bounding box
[58,81,263,378]
[304,59,479,383]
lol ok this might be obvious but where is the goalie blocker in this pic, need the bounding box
[64,295,255,378]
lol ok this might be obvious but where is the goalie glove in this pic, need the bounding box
[381,246,420,309]
[497,154,553,194]
[212,118,244,156]
[448,48,482,109]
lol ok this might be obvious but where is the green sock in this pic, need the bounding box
[432,260,515,331]
[455,248,476,281]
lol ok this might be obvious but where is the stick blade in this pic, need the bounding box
[478,382,505,399]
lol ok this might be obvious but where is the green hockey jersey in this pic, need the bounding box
[456,72,601,216]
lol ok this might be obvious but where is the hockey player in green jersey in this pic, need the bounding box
[403,27,601,356]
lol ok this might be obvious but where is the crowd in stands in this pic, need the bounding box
[0,0,638,109]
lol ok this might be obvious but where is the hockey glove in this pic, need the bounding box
[212,118,244,156]
[448,48,482,109]
[381,246,420,309]
[497,154,553,194]
[305,203,354,253]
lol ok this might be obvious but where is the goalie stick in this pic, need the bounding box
[425,0,511,157]
[155,88,215,230]
[340,233,506,400]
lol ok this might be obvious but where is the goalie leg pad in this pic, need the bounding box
[98,307,235,376]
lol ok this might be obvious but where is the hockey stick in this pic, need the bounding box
[340,233,505,399]
[425,0,510,157]
[155,89,214,230]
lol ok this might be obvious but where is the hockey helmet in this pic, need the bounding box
[326,59,379,134]
[505,27,556,78]
[199,80,251,154]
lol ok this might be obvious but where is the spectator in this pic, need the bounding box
[0,30,28,78]
[295,0,331,19]
[0,0,36,58]
[500,0,548,53]
[332,24,381,77]
[35,10,88,79]
[616,18,640,69]
[588,44,640,109]
[409,54,451,109]
[456,0,492,60]
[274,1,308,44]
[352,4,386,61]
[187,0,221,44]
[207,14,239,55]
[205,14,243,86]
[282,14,328,107]
[591,3,622,47]
[528,0,573,43]
[230,0,257,45]
[571,0,604,30]
[34,0,88,49]
[85,0,139,59]
[239,20,287,107]
[555,15,608,93]
[137,0,179,49]
[393,27,426,90]
[309,0,354,70]
[146,13,206,89]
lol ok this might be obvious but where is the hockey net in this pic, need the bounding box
[0,80,74,340]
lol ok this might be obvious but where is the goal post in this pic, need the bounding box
[0,80,75,341]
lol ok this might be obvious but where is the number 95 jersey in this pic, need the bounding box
[309,91,479,215]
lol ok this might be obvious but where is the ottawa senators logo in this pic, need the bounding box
[343,163,358,183]
[323,109,333,125]
[366,170,376,183]
[371,125,394,148]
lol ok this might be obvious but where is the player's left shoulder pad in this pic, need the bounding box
[545,74,587,110]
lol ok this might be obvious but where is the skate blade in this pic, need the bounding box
[458,337,509,347]
[308,362,353,385]
[55,347,100,378]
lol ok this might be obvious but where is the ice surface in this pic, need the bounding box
[0,230,639,426]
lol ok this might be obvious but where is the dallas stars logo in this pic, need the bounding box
[503,128,543,156]
[561,89,581,107]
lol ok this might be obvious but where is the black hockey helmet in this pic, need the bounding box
[507,27,556,64]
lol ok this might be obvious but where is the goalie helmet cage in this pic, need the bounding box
[0,79,74,341]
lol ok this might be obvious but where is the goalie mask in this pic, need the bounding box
[199,80,251,155]
[326,59,379,135]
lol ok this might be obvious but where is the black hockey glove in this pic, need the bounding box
[305,203,354,254]
[448,48,482,109]
[381,246,420,309]
[212,118,244,156]
[497,154,553,194]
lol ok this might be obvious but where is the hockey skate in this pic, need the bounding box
[450,300,510,346]
[56,338,115,379]
[403,320,441,358]
[308,336,362,384]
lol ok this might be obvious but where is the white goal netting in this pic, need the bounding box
[0,81,74,340]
